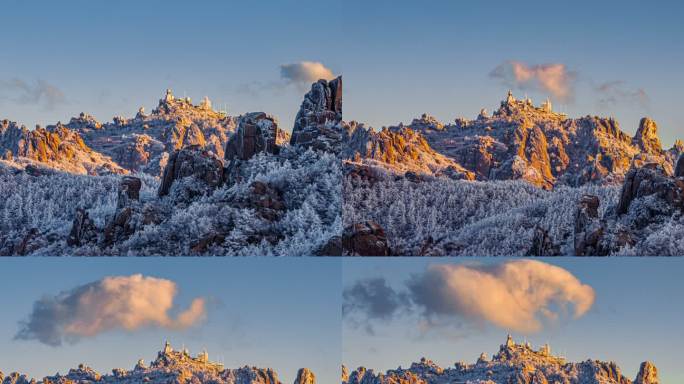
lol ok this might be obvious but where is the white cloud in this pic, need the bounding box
[16,274,206,346]
[280,61,335,84]
[407,260,595,333]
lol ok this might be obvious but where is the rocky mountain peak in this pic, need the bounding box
[290,76,345,152]
[293,368,316,384]
[635,361,659,384]
[633,117,662,155]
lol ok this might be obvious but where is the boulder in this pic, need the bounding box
[224,112,279,161]
[158,145,225,197]
[293,368,316,384]
[67,208,99,246]
[342,221,390,256]
[290,76,345,152]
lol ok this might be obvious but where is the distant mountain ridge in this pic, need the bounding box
[0,342,315,384]
[0,89,292,176]
[344,91,682,189]
[343,335,659,384]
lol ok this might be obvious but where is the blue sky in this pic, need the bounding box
[342,0,684,146]
[343,258,684,384]
[0,258,342,384]
[0,0,342,131]
[3,1,682,145]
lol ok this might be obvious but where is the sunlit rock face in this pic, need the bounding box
[359,91,681,189]
[343,336,658,384]
[62,89,236,175]
[0,119,125,175]
[342,123,475,180]
[5,342,312,384]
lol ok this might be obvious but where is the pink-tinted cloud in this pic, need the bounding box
[16,274,206,346]
[490,61,576,102]
[408,260,595,333]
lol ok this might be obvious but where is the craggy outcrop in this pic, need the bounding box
[343,336,657,384]
[224,112,279,161]
[342,221,390,256]
[574,161,684,255]
[293,368,315,384]
[290,76,345,152]
[158,145,225,197]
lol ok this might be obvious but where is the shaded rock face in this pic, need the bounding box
[616,163,684,216]
[573,162,684,255]
[342,221,390,256]
[635,361,659,384]
[158,145,225,197]
[290,76,345,152]
[293,368,315,384]
[118,176,142,208]
[224,112,279,161]
[675,154,684,178]
[574,194,606,256]
[344,336,653,384]
[67,208,98,247]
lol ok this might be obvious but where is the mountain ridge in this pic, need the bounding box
[343,335,659,384]
[343,91,682,189]
[0,342,314,384]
